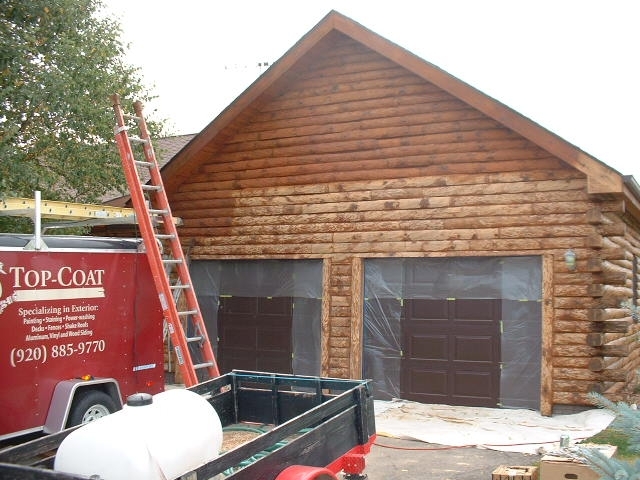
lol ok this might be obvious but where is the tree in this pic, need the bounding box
[569,394,640,480]
[1,0,165,231]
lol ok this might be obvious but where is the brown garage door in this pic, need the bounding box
[217,296,293,374]
[400,298,501,407]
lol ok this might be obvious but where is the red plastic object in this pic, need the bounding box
[324,433,376,476]
[275,465,338,480]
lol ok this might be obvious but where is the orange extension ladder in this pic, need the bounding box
[110,94,219,386]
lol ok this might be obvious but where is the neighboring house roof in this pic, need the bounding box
[163,10,640,220]
[155,134,196,168]
[104,133,194,206]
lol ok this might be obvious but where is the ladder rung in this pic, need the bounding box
[141,184,162,191]
[162,258,183,264]
[134,160,154,168]
[187,336,204,343]
[155,233,176,240]
[178,310,198,316]
[149,208,169,215]
[128,135,149,144]
[123,113,141,121]
[193,362,215,370]
[170,284,191,290]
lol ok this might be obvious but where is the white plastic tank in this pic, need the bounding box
[54,388,223,479]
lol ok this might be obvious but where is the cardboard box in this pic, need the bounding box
[539,458,600,480]
[492,465,539,480]
[539,444,616,480]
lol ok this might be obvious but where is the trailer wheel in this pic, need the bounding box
[68,390,118,427]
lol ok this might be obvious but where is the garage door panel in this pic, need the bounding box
[221,313,256,327]
[454,336,495,362]
[409,335,448,360]
[258,327,292,350]
[259,316,292,329]
[219,296,257,314]
[453,371,496,398]
[222,350,258,371]
[258,351,292,373]
[223,327,257,346]
[224,346,254,357]
[452,299,498,321]
[257,296,292,315]
[409,368,448,396]
[405,299,448,320]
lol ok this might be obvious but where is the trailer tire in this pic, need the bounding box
[68,390,118,427]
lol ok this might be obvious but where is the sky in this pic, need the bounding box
[101,0,640,179]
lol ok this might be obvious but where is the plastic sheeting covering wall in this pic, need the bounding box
[364,256,542,409]
[190,260,322,376]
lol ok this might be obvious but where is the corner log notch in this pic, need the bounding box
[582,199,640,402]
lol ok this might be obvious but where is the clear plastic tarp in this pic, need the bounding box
[363,256,542,409]
[190,259,322,376]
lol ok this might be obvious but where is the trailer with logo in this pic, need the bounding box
[0,224,165,442]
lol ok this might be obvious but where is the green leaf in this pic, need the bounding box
[1,0,167,232]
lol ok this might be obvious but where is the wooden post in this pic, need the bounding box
[540,254,554,416]
[350,257,363,379]
[321,257,332,377]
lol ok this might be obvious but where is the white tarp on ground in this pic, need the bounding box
[374,400,615,454]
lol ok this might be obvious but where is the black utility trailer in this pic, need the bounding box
[0,371,376,480]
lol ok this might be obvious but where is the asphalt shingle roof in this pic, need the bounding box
[103,133,195,206]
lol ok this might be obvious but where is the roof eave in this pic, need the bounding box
[623,175,640,222]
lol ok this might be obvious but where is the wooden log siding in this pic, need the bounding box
[574,201,640,402]
[168,32,640,408]
[323,256,360,378]
[598,216,640,401]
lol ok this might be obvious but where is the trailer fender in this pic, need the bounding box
[43,378,123,434]
[275,465,338,480]
[324,435,375,478]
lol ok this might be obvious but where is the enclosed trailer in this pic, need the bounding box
[0,233,164,441]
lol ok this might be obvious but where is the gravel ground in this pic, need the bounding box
[363,435,541,480]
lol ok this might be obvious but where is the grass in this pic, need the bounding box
[584,426,639,460]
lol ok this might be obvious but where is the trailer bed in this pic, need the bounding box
[0,370,376,479]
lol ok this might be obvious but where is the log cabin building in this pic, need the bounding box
[157,11,640,415]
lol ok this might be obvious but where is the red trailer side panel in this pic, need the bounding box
[0,243,164,437]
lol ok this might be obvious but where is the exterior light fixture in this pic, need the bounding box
[564,249,577,271]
